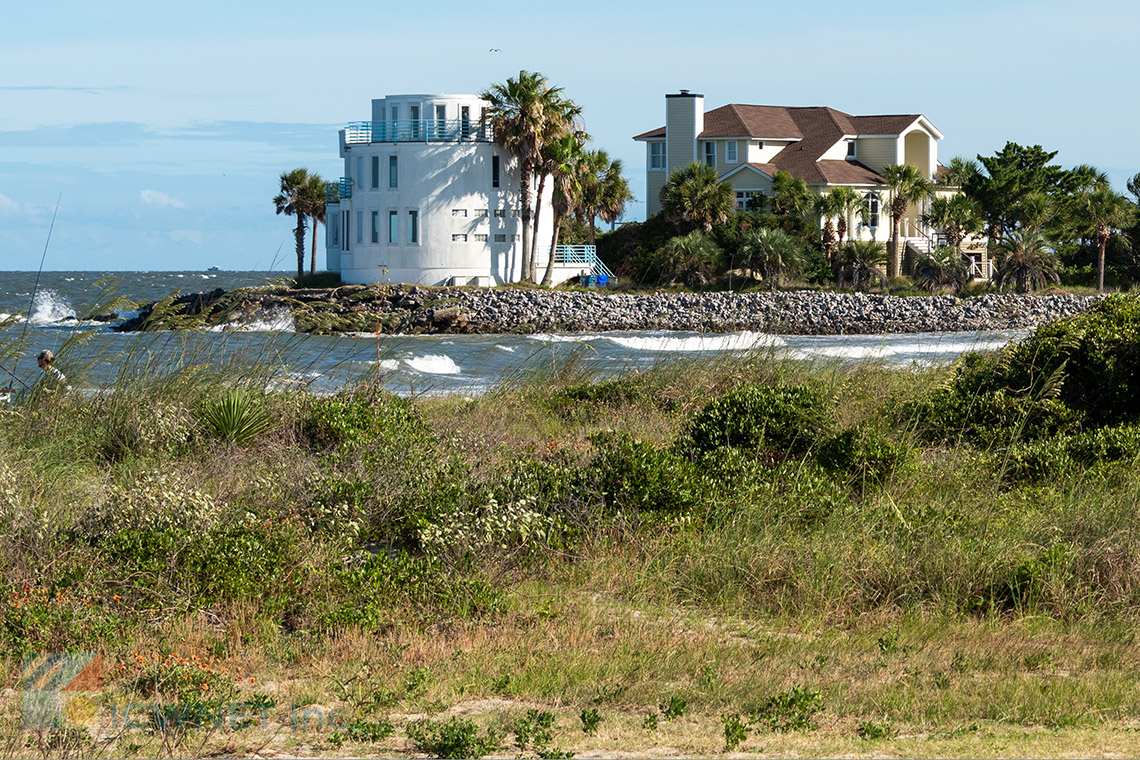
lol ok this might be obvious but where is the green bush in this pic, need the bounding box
[997,439,1076,483]
[817,426,909,487]
[685,382,832,457]
[590,430,706,515]
[407,717,501,759]
[200,389,274,445]
[1065,424,1140,465]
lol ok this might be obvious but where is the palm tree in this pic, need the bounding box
[273,168,313,279]
[815,194,838,263]
[992,229,1060,294]
[480,71,579,283]
[939,156,981,189]
[882,163,934,277]
[738,227,804,287]
[840,240,888,292]
[659,162,734,233]
[301,173,327,274]
[829,187,864,249]
[578,150,631,244]
[914,246,968,294]
[1077,185,1135,291]
[771,170,815,227]
[1013,191,1054,232]
[540,133,586,286]
[922,194,983,255]
[657,230,724,287]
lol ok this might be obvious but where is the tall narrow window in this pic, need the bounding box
[389,155,398,188]
[370,156,379,189]
[344,211,350,250]
[460,106,470,139]
[356,211,363,244]
[704,142,716,167]
[408,210,419,244]
[388,210,398,244]
[650,142,666,169]
[409,104,420,139]
[435,104,446,138]
[863,192,880,228]
[491,155,500,188]
[726,141,738,163]
[356,157,363,185]
[371,211,379,243]
[480,107,488,139]
[846,140,856,158]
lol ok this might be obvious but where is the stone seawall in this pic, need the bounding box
[113,285,1102,336]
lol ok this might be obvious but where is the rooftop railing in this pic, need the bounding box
[344,119,494,145]
[325,177,351,203]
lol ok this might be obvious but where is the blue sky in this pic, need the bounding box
[1,0,1137,271]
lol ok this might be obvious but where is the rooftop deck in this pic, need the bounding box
[344,119,493,145]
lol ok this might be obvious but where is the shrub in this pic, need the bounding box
[590,430,706,515]
[817,426,909,487]
[200,389,274,445]
[407,717,500,759]
[749,685,823,733]
[685,382,832,457]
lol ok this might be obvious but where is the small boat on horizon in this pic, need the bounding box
[207,266,221,271]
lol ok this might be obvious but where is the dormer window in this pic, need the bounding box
[846,140,856,158]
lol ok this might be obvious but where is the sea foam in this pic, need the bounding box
[403,354,461,375]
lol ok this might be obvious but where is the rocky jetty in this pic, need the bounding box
[112,284,1102,336]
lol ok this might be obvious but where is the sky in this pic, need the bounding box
[1,0,1138,271]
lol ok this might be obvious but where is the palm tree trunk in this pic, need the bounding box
[519,164,533,282]
[309,215,319,274]
[1098,236,1108,292]
[541,215,561,287]
[589,216,597,246]
[890,214,901,278]
[530,172,548,278]
[294,216,306,279]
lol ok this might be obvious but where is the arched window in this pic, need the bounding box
[863,192,881,229]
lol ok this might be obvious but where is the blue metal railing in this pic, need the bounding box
[344,119,493,145]
[325,177,351,203]
[551,245,614,279]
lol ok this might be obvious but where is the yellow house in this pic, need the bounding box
[634,90,986,276]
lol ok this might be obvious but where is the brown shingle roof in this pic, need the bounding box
[634,103,932,186]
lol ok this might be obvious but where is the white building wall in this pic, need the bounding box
[326,93,561,286]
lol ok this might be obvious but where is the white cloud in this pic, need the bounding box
[0,193,20,215]
[140,190,186,209]
[169,229,203,244]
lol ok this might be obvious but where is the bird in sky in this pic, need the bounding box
[489,48,502,52]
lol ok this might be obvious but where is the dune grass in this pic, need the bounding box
[4,301,1140,757]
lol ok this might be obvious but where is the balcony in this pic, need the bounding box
[344,119,494,145]
[325,177,351,203]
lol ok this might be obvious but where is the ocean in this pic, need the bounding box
[0,271,1024,396]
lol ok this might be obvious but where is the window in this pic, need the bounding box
[389,155,398,188]
[344,211,351,249]
[390,105,399,127]
[756,140,764,150]
[435,104,446,137]
[409,104,420,139]
[863,192,880,228]
[492,155,500,188]
[388,210,398,244]
[460,106,471,139]
[493,233,507,243]
[846,141,856,158]
[474,233,488,242]
[475,208,489,217]
[371,156,379,189]
[371,211,379,243]
[735,190,757,211]
[452,209,467,217]
[649,142,666,170]
[452,233,467,242]
[494,209,506,218]
[408,210,419,243]
[512,234,520,241]
[356,157,363,185]
[726,142,737,163]
[511,209,520,217]
[704,142,716,167]
[331,213,340,246]
[356,211,363,244]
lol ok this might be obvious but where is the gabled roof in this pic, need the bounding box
[634,103,941,186]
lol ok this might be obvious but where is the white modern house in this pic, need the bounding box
[634,91,987,276]
[325,93,601,286]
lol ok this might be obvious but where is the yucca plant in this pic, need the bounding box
[200,389,273,445]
